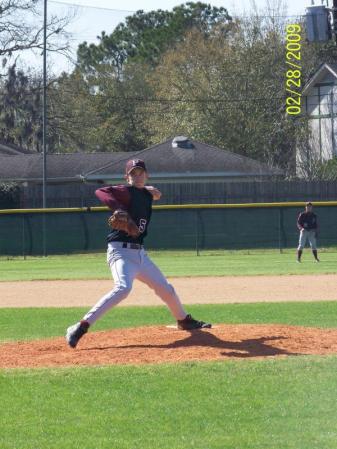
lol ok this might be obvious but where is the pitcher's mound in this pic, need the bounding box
[1,324,337,369]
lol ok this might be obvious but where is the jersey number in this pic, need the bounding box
[139,219,147,233]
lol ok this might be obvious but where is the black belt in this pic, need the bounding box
[122,242,143,249]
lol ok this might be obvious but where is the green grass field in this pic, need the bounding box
[1,250,337,448]
[2,357,337,449]
[1,248,337,281]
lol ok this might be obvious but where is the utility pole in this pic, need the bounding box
[42,0,47,256]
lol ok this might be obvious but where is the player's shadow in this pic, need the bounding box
[84,330,299,358]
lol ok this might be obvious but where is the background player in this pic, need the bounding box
[66,159,211,348]
[297,202,319,263]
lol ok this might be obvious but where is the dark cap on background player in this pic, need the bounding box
[125,159,147,175]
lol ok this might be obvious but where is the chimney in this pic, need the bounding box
[172,136,195,149]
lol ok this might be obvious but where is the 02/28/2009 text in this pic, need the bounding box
[285,24,302,116]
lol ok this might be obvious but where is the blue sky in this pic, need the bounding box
[23,0,321,74]
[49,0,314,16]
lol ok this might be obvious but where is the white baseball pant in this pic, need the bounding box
[298,229,317,250]
[83,242,187,325]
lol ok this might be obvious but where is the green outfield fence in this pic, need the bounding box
[0,202,337,256]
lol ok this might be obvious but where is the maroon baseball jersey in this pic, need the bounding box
[297,211,318,231]
[95,185,153,244]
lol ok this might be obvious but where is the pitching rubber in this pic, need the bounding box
[165,324,216,329]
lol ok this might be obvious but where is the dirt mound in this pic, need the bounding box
[1,324,337,369]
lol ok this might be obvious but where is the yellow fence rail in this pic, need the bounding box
[1,200,337,215]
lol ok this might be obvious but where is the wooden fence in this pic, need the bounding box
[21,180,337,208]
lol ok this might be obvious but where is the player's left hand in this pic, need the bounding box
[145,186,162,200]
[108,209,140,237]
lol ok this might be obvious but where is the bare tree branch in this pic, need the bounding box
[0,0,75,72]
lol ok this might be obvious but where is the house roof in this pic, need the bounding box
[302,63,337,96]
[0,137,283,183]
[83,138,283,181]
[0,152,130,182]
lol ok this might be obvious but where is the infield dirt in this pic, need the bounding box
[1,274,337,307]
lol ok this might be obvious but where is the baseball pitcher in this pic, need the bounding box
[66,159,211,348]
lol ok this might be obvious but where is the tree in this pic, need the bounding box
[0,182,21,208]
[76,2,231,76]
[50,1,299,160]
[46,69,100,152]
[0,0,72,75]
[48,62,152,153]
[317,158,337,181]
[0,65,42,151]
[35,3,232,153]
[145,18,297,172]
[88,63,153,152]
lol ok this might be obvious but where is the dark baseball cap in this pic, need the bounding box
[306,202,313,206]
[125,159,147,175]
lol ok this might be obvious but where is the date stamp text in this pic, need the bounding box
[285,24,302,115]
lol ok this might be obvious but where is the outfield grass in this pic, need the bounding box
[1,302,337,342]
[1,248,337,281]
[1,357,337,449]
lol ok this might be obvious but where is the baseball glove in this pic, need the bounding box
[108,209,140,237]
